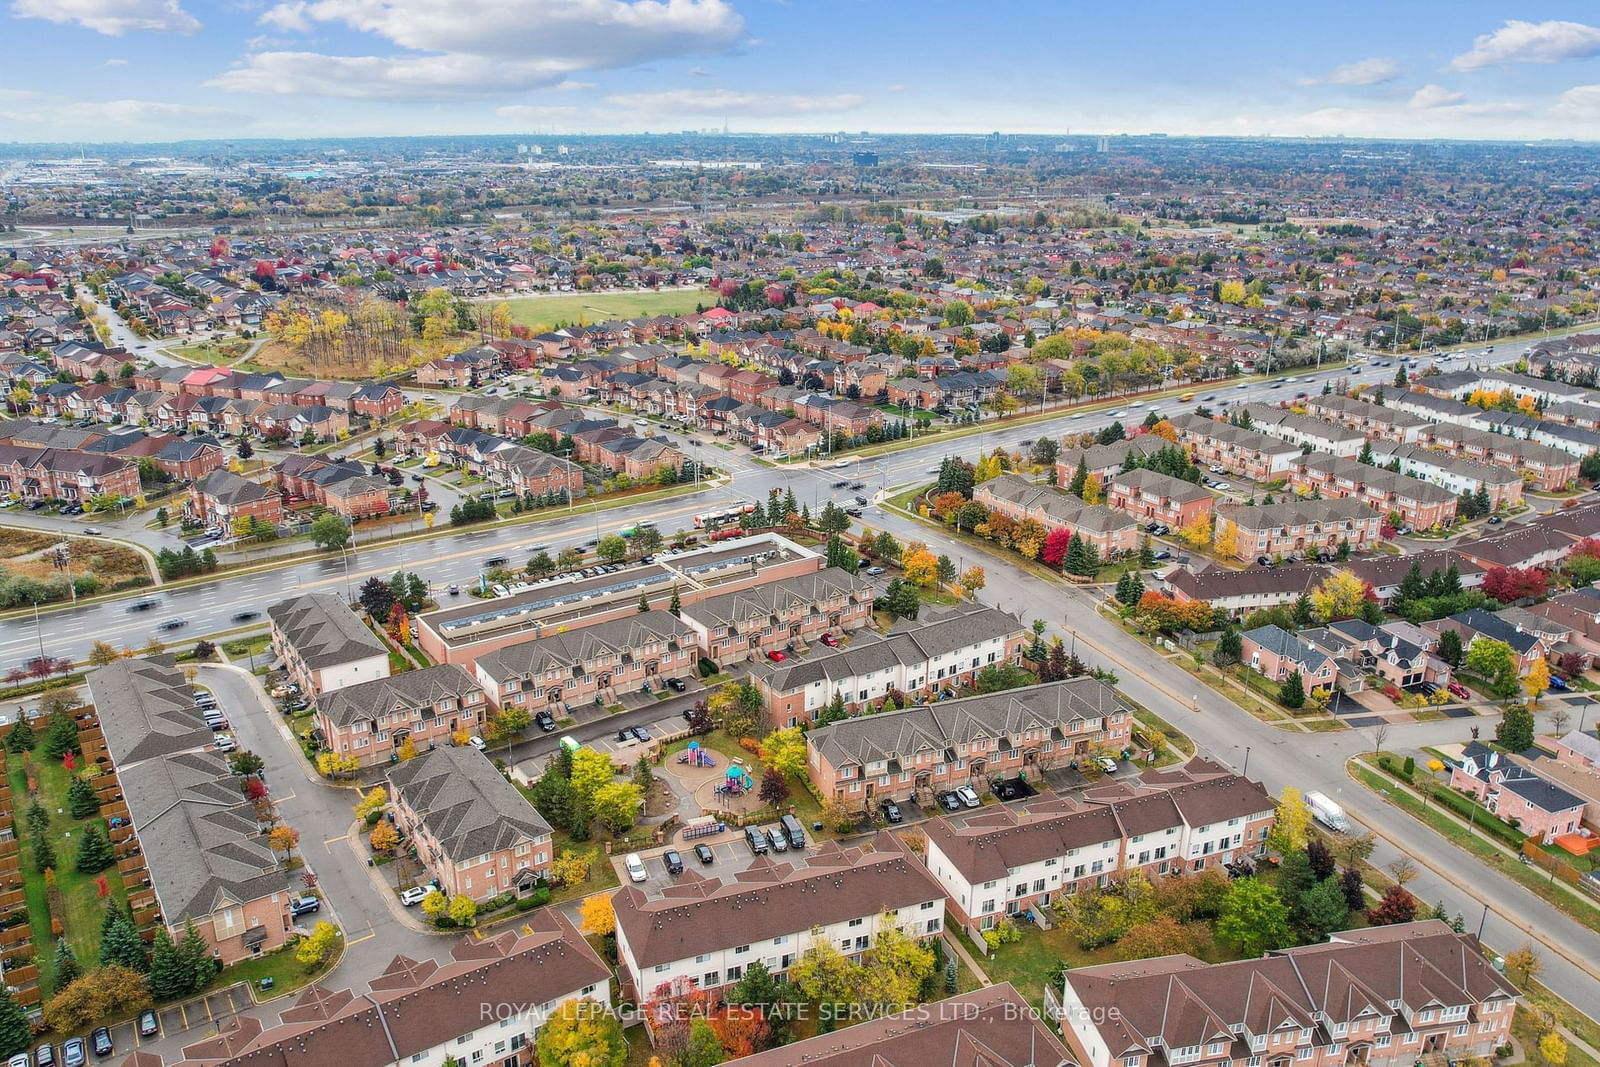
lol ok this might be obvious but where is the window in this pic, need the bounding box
[1296,1049,1313,1061]
[1375,1037,1391,1050]
[1125,1058,1142,1067]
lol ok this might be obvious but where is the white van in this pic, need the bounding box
[624,853,647,883]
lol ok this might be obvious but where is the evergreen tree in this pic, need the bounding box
[1278,671,1306,710]
[1292,594,1314,628]
[1067,456,1089,498]
[147,928,188,1000]
[75,825,114,875]
[52,940,80,990]
[1340,867,1366,911]
[637,592,650,613]
[0,984,30,1058]
[1138,536,1155,568]
[26,799,48,839]
[668,586,681,617]
[42,711,79,759]
[178,919,219,990]
[1357,440,1373,466]
[67,776,99,819]
[5,718,34,753]
[1474,485,1492,516]
[33,837,55,874]
[1046,642,1069,682]
[98,911,147,971]
[816,692,848,728]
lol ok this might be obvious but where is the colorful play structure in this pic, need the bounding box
[677,741,718,768]
[714,764,755,797]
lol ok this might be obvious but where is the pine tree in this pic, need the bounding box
[178,919,219,991]
[0,983,29,1058]
[1357,440,1373,466]
[98,912,147,971]
[1067,456,1088,498]
[5,718,34,753]
[1139,536,1155,568]
[67,776,99,819]
[1474,485,1491,516]
[668,586,681,617]
[1278,671,1306,710]
[75,825,114,874]
[26,799,48,839]
[52,940,80,990]
[34,838,55,874]
[147,928,189,1000]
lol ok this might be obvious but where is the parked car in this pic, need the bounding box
[1096,756,1119,774]
[1549,674,1570,691]
[624,853,648,883]
[693,843,714,865]
[288,895,321,917]
[819,632,839,648]
[766,649,786,662]
[138,1010,160,1038]
[744,825,769,855]
[865,566,885,576]
[937,791,962,812]
[630,725,652,743]
[1447,681,1471,700]
[765,827,788,853]
[400,886,431,907]
[955,786,981,809]
[90,1029,113,1059]
[9,1053,31,1067]
[213,734,237,753]
[1487,515,1503,525]
[33,1045,53,1067]
[662,849,684,876]
[61,1040,85,1067]
[534,711,556,731]
[878,800,903,824]
[467,736,487,751]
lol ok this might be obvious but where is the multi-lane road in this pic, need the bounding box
[1,341,1528,667]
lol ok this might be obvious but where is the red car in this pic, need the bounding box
[819,633,839,648]
[1447,681,1471,700]
[766,650,786,662]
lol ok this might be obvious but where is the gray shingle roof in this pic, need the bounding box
[473,611,692,686]
[314,664,481,728]
[85,656,216,767]
[387,746,551,864]
[267,592,387,670]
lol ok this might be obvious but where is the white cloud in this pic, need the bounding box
[1297,57,1400,87]
[103,57,128,66]
[688,66,711,77]
[605,87,864,116]
[1409,84,1465,109]
[1449,19,1600,71]
[9,0,199,35]
[494,103,580,121]
[228,0,744,98]
[0,98,238,127]
[1553,84,1600,120]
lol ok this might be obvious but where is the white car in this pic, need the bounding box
[955,786,981,809]
[213,733,237,753]
[467,736,486,752]
[399,886,430,907]
[624,853,648,883]
[1097,756,1119,774]
[1236,382,1249,389]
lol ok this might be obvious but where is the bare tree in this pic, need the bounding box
[1387,857,1418,887]
[1370,722,1390,756]
[1550,706,1571,737]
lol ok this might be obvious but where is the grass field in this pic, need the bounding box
[498,289,712,331]
[0,529,152,604]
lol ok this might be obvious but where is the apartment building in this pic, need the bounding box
[611,838,944,999]
[173,912,609,1067]
[387,745,554,902]
[805,677,1134,808]
[267,593,390,696]
[1449,742,1585,844]
[923,760,1271,939]
[1287,453,1457,530]
[1301,393,1430,443]
[472,611,697,715]
[975,472,1140,558]
[1362,441,1524,510]
[679,567,875,666]
[750,603,1029,727]
[314,664,486,768]
[1241,404,1366,457]
[1106,467,1214,530]
[1054,922,1517,1067]
[1416,422,1579,491]
[416,533,825,667]
[736,984,1073,1067]
[1167,413,1302,479]
[87,658,297,965]
[0,443,139,502]
[1215,499,1381,561]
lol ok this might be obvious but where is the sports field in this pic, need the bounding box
[498,288,713,331]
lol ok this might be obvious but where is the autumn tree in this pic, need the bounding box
[1216,878,1292,958]
[295,921,340,967]
[902,544,939,587]
[1179,514,1212,550]
[1502,941,1543,988]
[1524,656,1550,704]
[1366,885,1417,926]
[1266,787,1313,855]
[1213,518,1239,558]
[536,998,627,1067]
[42,966,150,1035]
[369,821,398,852]
[759,727,807,779]
[354,787,387,821]
[580,893,615,937]
[1310,569,1371,623]
[268,824,300,861]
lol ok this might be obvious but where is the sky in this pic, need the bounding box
[4,0,1600,143]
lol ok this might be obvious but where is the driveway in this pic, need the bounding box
[612,828,820,896]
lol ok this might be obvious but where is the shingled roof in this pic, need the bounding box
[314,664,481,728]
[267,593,387,670]
[386,745,551,864]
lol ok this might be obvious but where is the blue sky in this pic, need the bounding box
[4,0,1600,142]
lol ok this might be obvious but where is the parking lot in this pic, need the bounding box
[612,825,820,894]
[91,983,252,1058]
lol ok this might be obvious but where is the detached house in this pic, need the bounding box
[1449,742,1585,843]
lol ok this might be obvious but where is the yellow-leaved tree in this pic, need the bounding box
[1310,569,1369,623]
[1214,518,1239,558]
[1524,656,1550,704]
[1179,514,1212,550]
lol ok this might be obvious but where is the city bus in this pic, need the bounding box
[693,504,756,529]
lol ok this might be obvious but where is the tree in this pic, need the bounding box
[42,966,150,1036]
[1466,638,1519,699]
[1297,877,1351,940]
[0,984,29,1057]
[902,545,938,587]
[52,940,81,991]
[147,928,188,1000]
[597,534,628,563]
[788,936,859,1007]
[1216,878,1292,958]
[1310,570,1371,623]
[1278,670,1306,710]
[681,1020,725,1067]
[397,734,418,761]
[1525,656,1551,704]
[860,920,936,1011]
[958,566,986,596]
[97,911,145,970]
[580,893,615,937]
[43,710,79,759]
[421,890,448,918]
[369,821,399,852]
[75,824,114,874]
[67,775,98,818]
[1366,885,1417,926]
[1266,787,1312,855]
[268,824,301,861]
[1067,456,1089,498]
[1437,628,1464,669]
[448,894,477,926]
[33,837,55,874]
[592,781,643,833]
[1540,1033,1569,1067]
[569,747,616,804]
[87,640,121,666]
[536,998,626,1067]
[1502,941,1543,988]
[1497,704,1536,753]
[760,727,807,778]
[5,717,33,753]
[1307,838,1336,881]
[177,919,218,991]
[1213,627,1242,666]
[310,513,352,550]
[1340,867,1367,911]
[358,576,396,619]
[295,921,340,967]
[1179,514,1212,550]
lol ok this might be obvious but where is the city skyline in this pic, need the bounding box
[3,0,1600,142]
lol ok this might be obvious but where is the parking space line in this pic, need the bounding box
[345,930,376,946]
[179,1002,189,1029]
[322,832,348,845]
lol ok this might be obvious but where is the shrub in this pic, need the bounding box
[698,657,717,677]
[1402,756,1415,777]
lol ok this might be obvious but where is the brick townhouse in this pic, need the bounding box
[1165,564,1321,620]
[267,593,391,696]
[976,472,1140,558]
[272,453,393,518]
[611,838,944,1000]
[1449,742,1586,843]
[679,567,876,666]
[1242,404,1368,457]
[315,664,487,768]
[1287,453,1457,530]
[1418,422,1579,491]
[87,658,298,965]
[805,677,1135,808]
[1363,441,1524,510]
[1301,393,1430,443]
[472,612,697,717]
[751,603,1029,728]
[1168,413,1303,479]
[175,913,609,1067]
[1055,437,1174,485]
[185,468,284,529]
[1216,499,1381,562]
[923,759,1273,938]
[1107,467,1214,530]
[1055,922,1518,1067]
[387,745,553,902]
[0,443,139,502]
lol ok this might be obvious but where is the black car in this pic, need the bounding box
[850,482,865,491]
[231,611,260,623]
[1256,556,1272,567]
[91,1027,113,1058]
[128,599,158,612]
[853,495,868,506]
[936,791,962,813]
[534,711,556,732]
[878,800,903,824]
[662,849,684,875]
[631,725,651,743]
[616,728,632,743]
[158,619,188,631]
[832,480,848,489]
[138,1009,160,1038]
[666,677,687,692]
[484,556,508,568]
[744,825,768,854]
[693,843,714,864]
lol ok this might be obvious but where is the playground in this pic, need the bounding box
[668,740,765,817]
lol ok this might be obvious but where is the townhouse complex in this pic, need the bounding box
[976,472,1139,558]
[267,592,391,695]
[314,664,486,768]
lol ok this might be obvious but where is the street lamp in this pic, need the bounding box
[338,545,354,603]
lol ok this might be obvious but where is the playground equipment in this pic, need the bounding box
[676,741,718,768]
[714,764,755,797]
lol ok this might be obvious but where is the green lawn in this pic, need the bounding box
[205,941,334,1001]
[8,748,131,991]
[499,289,713,331]
[540,828,622,905]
